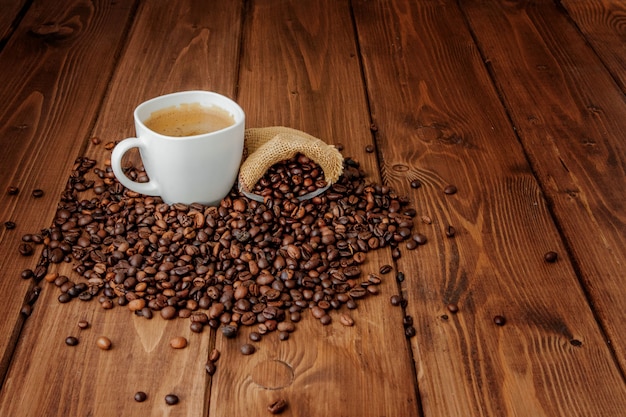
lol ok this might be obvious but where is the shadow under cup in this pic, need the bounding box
[111,91,245,206]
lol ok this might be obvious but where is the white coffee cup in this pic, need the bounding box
[111,91,245,206]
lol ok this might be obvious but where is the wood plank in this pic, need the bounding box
[0,0,244,416]
[560,0,626,93]
[213,0,421,416]
[460,0,626,370]
[0,0,28,43]
[353,0,626,416]
[0,0,137,383]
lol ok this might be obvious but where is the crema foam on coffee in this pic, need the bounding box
[144,102,235,137]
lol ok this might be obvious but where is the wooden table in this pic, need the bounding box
[1,0,625,416]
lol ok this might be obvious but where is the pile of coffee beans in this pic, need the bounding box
[250,153,327,200]
[21,153,419,340]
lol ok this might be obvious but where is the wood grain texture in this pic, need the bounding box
[0,0,243,416]
[353,0,626,416]
[216,0,420,416]
[0,0,28,43]
[459,0,626,369]
[0,0,136,382]
[560,0,626,92]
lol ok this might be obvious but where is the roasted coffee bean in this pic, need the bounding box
[134,392,147,402]
[4,221,16,230]
[96,336,112,350]
[493,315,506,326]
[390,295,404,306]
[209,348,221,362]
[21,269,34,280]
[447,303,459,314]
[65,336,79,346]
[278,331,289,341]
[443,185,457,195]
[18,243,34,256]
[379,264,393,275]
[205,361,217,375]
[445,225,456,237]
[544,251,558,263]
[190,322,204,333]
[20,303,33,317]
[340,313,354,326]
[170,336,188,349]
[78,320,90,329]
[405,326,416,338]
[58,293,71,303]
[267,398,288,414]
[164,394,179,405]
[32,189,44,198]
[7,186,19,195]
[412,233,427,245]
[240,343,256,355]
[222,325,238,339]
[160,305,177,320]
[410,180,421,189]
[365,144,374,153]
[249,331,262,342]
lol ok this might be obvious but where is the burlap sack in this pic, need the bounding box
[239,126,344,193]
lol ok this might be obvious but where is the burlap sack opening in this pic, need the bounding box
[239,126,344,194]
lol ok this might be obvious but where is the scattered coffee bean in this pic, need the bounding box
[164,394,179,405]
[369,123,378,132]
[410,180,421,189]
[18,243,34,256]
[544,251,558,263]
[443,185,457,195]
[78,320,90,329]
[390,295,404,306]
[20,304,32,317]
[240,343,256,355]
[379,264,393,275]
[493,315,506,326]
[339,313,354,326]
[278,331,289,341]
[20,269,34,280]
[403,315,413,327]
[365,144,374,153]
[96,336,112,350]
[205,360,217,375]
[32,189,44,198]
[4,221,16,230]
[396,271,405,282]
[412,233,427,245]
[249,331,262,342]
[421,215,432,224]
[90,137,101,145]
[134,391,147,402]
[267,398,288,414]
[170,336,188,349]
[209,348,221,362]
[65,336,79,346]
[447,303,459,314]
[570,339,582,347]
[7,186,19,195]
[405,326,416,338]
[445,225,456,237]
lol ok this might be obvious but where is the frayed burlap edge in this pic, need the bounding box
[239,127,344,192]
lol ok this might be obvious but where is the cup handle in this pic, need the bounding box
[110,137,160,196]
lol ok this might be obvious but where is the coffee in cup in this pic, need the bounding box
[110,91,245,206]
